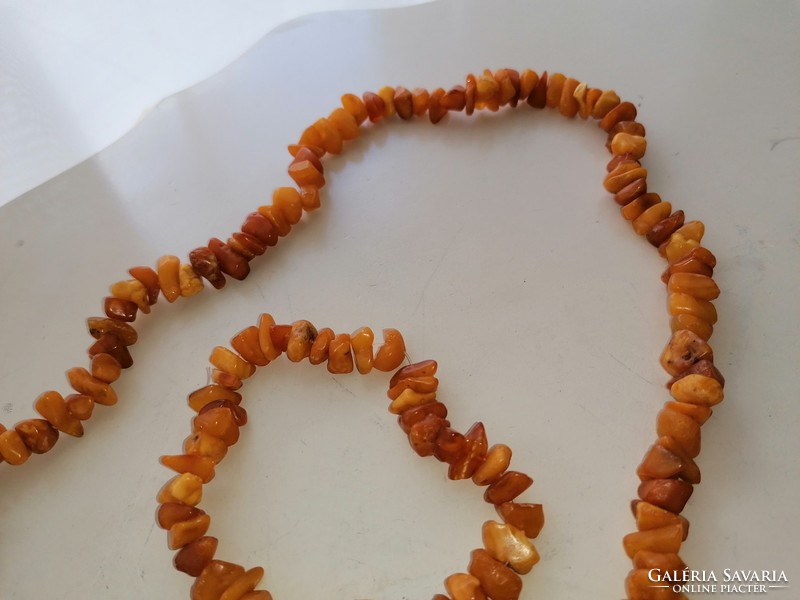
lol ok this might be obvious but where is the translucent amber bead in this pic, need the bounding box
[350,326,374,374]
[103,296,138,322]
[472,444,512,486]
[273,187,303,225]
[169,513,211,550]
[180,263,205,297]
[87,317,137,346]
[638,479,693,514]
[191,561,246,600]
[481,521,539,574]
[15,419,58,454]
[286,320,318,363]
[257,314,282,361]
[388,389,437,414]
[209,347,255,381]
[219,567,265,600]
[444,573,487,600]
[373,329,406,372]
[495,502,545,538]
[158,473,204,506]
[67,367,117,406]
[468,548,522,600]
[327,333,353,374]
[231,326,270,367]
[398,401,448,434]
[408,414,448,457]
[34,390,83,437]
[388,376,439,400]
[623,523,683,558]
[647,210,685,247]
[484,471,533,505]
[157,254,182,302]
[161,454,216,483]
[341,93,368,125]
[193,407,240,446]
[0,429,31,465]
[184,431,228,463]
[175,536,218,577]
[434,427,467,463]
[632,501,689,538]
[670,374,724,406]
[591,89,620,119]
[633,202,672,235]
[129,265,161,305]
[448,422,487,480]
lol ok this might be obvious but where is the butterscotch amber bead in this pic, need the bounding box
[610,133,647,159]
[91,352,121,383]
[666,358,724,390]
[394,87,414,120]
[495,69,521,107]
[581,87,602,118]
[231,326,270,367]
[411,88,430,116]
[591,89,620,119]
[174,536,219,577]
[475,74,499,104]
[241,212,279,247]
[468,548,522,600]
[599,100,637,131]
[180,263,205,296]
[191,561,246,600]
[604,166,647,193]
[614,178,648,206]
[527,70,547,108]
[169,513,211,550]
[110,278,150,313]
[670,374,724,406]
[298,185,321,212]
[188,385,242,413]
[291,147,323,173]
[558,77,580,117]
[65,394,94,421]
[638,479,693,514]
[200,399,247,426]
[185,431,228,463]
[269,324,291,352]
[662,247,716,281]
[519,69,538,103]
[390,359,438,387]
[157,502,205,529]
[607,120,646,147]
[189,246,226,290]
[286,320,318,363]
[637,443,683,481]
[349,326,374,374]
[482,520,539,574]
[219,566,265,600]
[210,346,255,380]
[327,333,353,374]
[388,389,437,414]
[398,402,448,434]
[633,500,690,538]
[632,550,687,572]
[663,400,713,426]
[129,265,161,305]
[377,86,396,118]
[0,429,30,465]
[633,201,672,235]
[647,211,685,247]
[193,406,241,446]
[657,408,701,458]
[212,370,242,390]
[87,317,137,346]
[621,192,661,221]
[388,376,439,400]
[374,328,406,372]
[674,220,705,242]
[104,297,138,322]
[273,188,303,227]
[496,502,545,538]
[157,254,182,302]
[341,93,368,124]
[660,329,713,376]
[484,471,533,505]
[667,273,720,301]
[623,523,683,559]
[408,414,448,457]
[158,473,204,506]
[256,314,281,361]
[449,422,487,480]
[298,124,325,150]
[442,86,467,112]
[545,72,565,108]
[444,573,487,600]
[161,454,216,483]
[626,568,681,600]
[35,390,83,436]
[288,160,325,188]
[429,88,448,124]
[308,327,334,365]
[328,107,360,140]
[668,292,718,325]
[209,238,250,281]
[313,117,344,154]
[472,444,512,486]
[15,419,58,454]
[662,234,700,265]
[67,367,117,405]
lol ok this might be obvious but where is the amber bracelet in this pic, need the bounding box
[0,69,723,600]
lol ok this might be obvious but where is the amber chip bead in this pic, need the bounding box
[35,390,83,437]
[191,561,246,600]
[468,548,523,600]
[15,419,59,454]
[174,536,219,577]
[484,471,533,505]
[495,502,545,539]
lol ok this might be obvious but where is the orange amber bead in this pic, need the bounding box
[444,573,487,600]
[184,431,228,463]
[231,326,270,367]
[408,414,448,457]
[660,329,713,376]
[448,421,487,480]
[670,314,713,341]
[272,187,303,225]
[0,428,32,465]
[495,502,545,538]
[623,523,684,558]
[257,314,282,361]
[481,520,539,574]
[341,93,368,125]
[286,320,318,363]
[65,394,94,421]
[350,326,374,374]
[468,548,523,600]
[103,296,138,322]
[288,160,325,188]
[668,292,718,325]
[632,500,689,538]
[129,265,161,305]
[411,88,430,116]
[433,427,467,463]
[398,401,448,434]
[669,374,724,406]
[209,347,255,381]
[373,328,405,372]
[472,444,512,486]
[328,107,360,140]
[66,367,117,406]
[35,390,83,437]
[169,513,211,550]
[157,503,205,529]
[193,407,241,446]
[174,536,218,577]
[387,376,439,400]
[388,388,437,414]
[219,566,265,600]
[161,454,217,483]
[390,359,438,387]
[394,87,414,120]
[309,327,335,365]
[87,317,138,346]
[157,254,182,302]
[484,471,533,505]
[14,419,58,454]
[158,473,204,506]
[638,479,693,514]
[656,408,701,458]
[91,352,121,383]
[327,333,353,374]
[191,561,246,600]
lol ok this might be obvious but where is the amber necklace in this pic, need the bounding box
[0,69,723,600]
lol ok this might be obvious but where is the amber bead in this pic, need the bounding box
[484,471,533,505]
[632,550,687,573]
[298,123,325,150]
[269,324,291,352]
[495,68,521,107]
[67,367,117,406]
[666,358,724,390]
[661,247,716,282]
[110,278,150,313]
[377,86,396,117]
[157,254,182,302]
[328,107,360,140]
[157,502,205,529]
[35,390,83,437]
[465,74,477,115]
[527,70,547,108]
[621,192,661,221]
[208,238,250,281]
[89,333,133,369]
[614,178,648,206]
[623,523,683,559]
[256,314,282,361]
[291,147,323,173]
[558,77,580,117]
[626,568,681,600]
[341,93,368,124]
[388,376,439,400]
[65,394,94,421]
[433,427,467,464]
[398,401,448,434]
[0,429,31,465]
[581,87,602,119]
[667,273,720,301]
[495,502,545,539]
[408,414,448,457]
[468,548,523,600]
[193,406,240,446]
[482,520,539,574]
[394,87,414,120]
[188,385,242,413]
[590,89,620,119]
[657,408,701,458]
[180,263,205,296]
[189,246,226,290]
[440,86,466,112]
[241,212,279,247]
[518,69,538,103]
[444,573,487,600]
[544,72,564,108]
[411,88,430,116]
[373,329,406,372]
[286,320,318,363]
[210,346,255,380]
[309,327,335,365]
[212,369,243,391]
[662,235,700,265]
[231,326,270,367]
[191,561,246,600]
[606,121,646,147]
[610,133,647,159]
[175,536,219,577]
[169,513,211,550]
[15,419,58,454]
[647,211,685,247]
[428,88,448,124]
[638,479,693,514]
[389,389,437,414]
[158,473,204,506]
[273,187,303,225]
[350,326,374,374]
[472,444,512,486]
[660,329,713,376]
[298,185,321,212]
[161,454,216,483]
[599,100,637,131]
[87,317,137,346]
[663,400,712,426]
[327,333,354,374]
[632,500,690,539]
[258,205,292,237]
[219,566,265,600]
[363,92,386,122]
[91,352,121,383]
[390,359,437,387]
[636,442,684,481]
[668,292,717,325]
[103,296,138,322]
[448,421,487,480]
[670,374,724,407]
[129,265,161,305]
[184,431,228,463]
[604,166,647,194]
[200,400,247,426]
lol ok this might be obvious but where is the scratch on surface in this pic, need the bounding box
[412,223,465,316]
[770,136,800,151]
[330,376,355,396]
[607,352,656,386]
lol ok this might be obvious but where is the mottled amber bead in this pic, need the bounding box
[286,320,318,363]
[169,513,211,550]
[670,374,724,406]
[91,352,121,383]
[590,89,620,119]
[256,314,282,361]
[411,88,430,116]
[14,419,58,454]
[180,263,205,296]
[472,444,512,486]
[398,402,448,434]
[193,406,240,446]
[0,429,30,465]
[241,212,279,247]
[35,390,83,437]
[599,100,636,131]
[110,278,150,313]
[174,536,218,577]
[389,389,437,414]
[191,561,246,600]
[341,93,368,125]
[468,548,522,600]
[288,160,325,188]
[67,367,117,406]
[390,359,437,387]
[158,473,204,506]
[350,326,374,374]
[209,346,255,381]
[445,573,487,600]
[184,431,228,463]
[374,329,406,372]
[103,296,138,322]
[161,454,216,483]
[657,408,701,458]
[482,520,539,574]
[495,502,545,539]
[666,359,724,390]
[484,471,533,505]
[433,427,467,464]
[231,326,270,367]
[408,414,448,457]
[632,550,687,573]
[65,394,94,421]
[623,523,683,559]
[209,238,250,281]
[660,329,713,376]
[157,254,182,302]
[219,567,265,600]
[189,246,226,290]
[87,317,137,346]
[308,327,334,365]
[327,333,353,374]
[632,501,689,539]
[448,421,487,480]
[428,88,447,124]
[88,332,133,369]
[129,265,161,305]
[610,133,647,158]
[638,479,693,514]
[647,211,685,247]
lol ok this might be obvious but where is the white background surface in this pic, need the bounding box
[1,1,799,598]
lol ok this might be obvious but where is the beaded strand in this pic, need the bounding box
[0,68,724,600]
